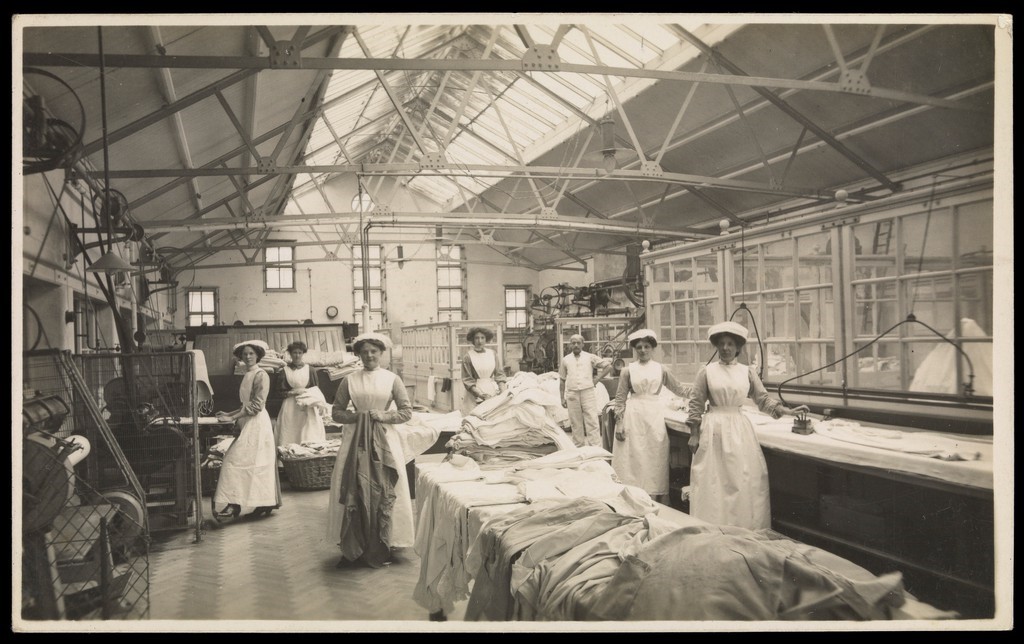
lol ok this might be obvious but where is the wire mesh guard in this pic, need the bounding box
[72,351,202,535]
[21,350,152,620]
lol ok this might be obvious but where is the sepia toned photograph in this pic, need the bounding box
[13,13,1013,632]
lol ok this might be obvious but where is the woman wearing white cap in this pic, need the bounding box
[611,329,690,502]
[326,332,414,568]
[210,340,282,524]
[686,321,808,529]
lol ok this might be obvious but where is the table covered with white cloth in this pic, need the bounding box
[663,408,993,492]
[411,450,956,622]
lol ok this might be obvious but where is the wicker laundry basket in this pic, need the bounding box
[281,455,335,490]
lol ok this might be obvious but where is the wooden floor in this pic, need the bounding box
[148,480,467,623]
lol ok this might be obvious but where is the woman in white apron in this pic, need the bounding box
[211,340,282,524]
[326,332,414,566]
[460,327,507,416]
[276,340,327,446]
[686,321,808,529]
[611,329,689,503]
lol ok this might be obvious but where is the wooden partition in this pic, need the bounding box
[189,323,357,376]
[400,319,503,413]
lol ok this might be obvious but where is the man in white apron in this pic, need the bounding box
[559,334,612,447]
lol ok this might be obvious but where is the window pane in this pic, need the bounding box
[266,269,280,289]
[201,292,214,311]
[368,267,382,288]
[448,289,462,309]
[764,292,794,338]
[762,342,797,380]
[734,246,759,293]
[203,314,216,326]
[905,276,954,336]
[506,289,526,308]
[799,287,833,339]
[266,247,279,263]
[903,209,953,274]
[763,240,793,289]
[793,343,838,386]
[958,273,992,334]
[438,267,461,287]
[694,255,718,295]
[188,292,202,311]
[279,247,292,262]
[354,290,364,309]
[671,260,692,286]
[853,219,897,279]
[280,269,293,289]
[696,300,715,339]
[370,291,383,310]
[446,245,461,261]
[652,263,670,285]
[957,201,993,268]
[851,341,901,389]
[797,232,832,285]
[671,302,689,338]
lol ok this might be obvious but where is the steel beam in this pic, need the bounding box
[672,25,901,192]
[141,211,704,240]
[24,52,980,112]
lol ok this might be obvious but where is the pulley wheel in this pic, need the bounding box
[22,438,75,533]
[101,490,146,549]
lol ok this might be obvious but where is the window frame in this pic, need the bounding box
[186,287,218,327]
[436,245,467,322]
[353,244,386,318]
[504,285,531,333]
[264,244,296,292]
[643,191,993,408]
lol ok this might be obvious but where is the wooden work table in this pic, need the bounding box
[662,409,995,618]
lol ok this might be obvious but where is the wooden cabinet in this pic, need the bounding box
[765,450,994,618]
[666,427,995,618]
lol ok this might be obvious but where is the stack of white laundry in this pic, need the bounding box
[446,374,576,468]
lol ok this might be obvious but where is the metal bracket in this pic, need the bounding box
[522,44,561,71]
[539,207,558,219]
[822,216,860,230]
[839,70,871,95]
[711,242,737,252]
[371,204,393,216]
[257,157,276,174]
[270,41,301,69]
[769,177,783,190]
[419,152,448,170]
[639,161,664,178]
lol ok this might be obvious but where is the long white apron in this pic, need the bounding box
[689,362,771,529]
[276,365,327,446]
[214,370,281,512]
[463,349,500,416]
[325,369,415,548]
[611,361,669,496]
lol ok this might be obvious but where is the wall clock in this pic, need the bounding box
[325,305,339,319]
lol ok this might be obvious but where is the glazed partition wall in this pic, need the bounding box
[644,186,994,425]
[400,319,504,412]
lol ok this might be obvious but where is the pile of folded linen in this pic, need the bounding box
[293,386,332,418]
[200,434,236,471]
[446,376,576,468]
[276,438,343,460]
[233,348,288,375]
[263,348,362,380]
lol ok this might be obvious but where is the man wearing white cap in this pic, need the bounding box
[686,320,808,529]
[559,334,612,447]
